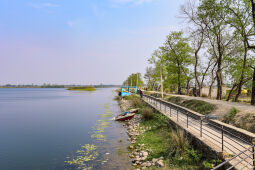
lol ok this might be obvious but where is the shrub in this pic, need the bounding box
[132,97,144,108]
[181,99,215,115]
[142,107,154,120]
[168,96,182,105]
[223,107,238,124]
[170,130,188,155]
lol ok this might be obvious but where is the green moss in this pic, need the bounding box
[67,86,96,91]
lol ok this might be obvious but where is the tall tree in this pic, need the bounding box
[162,31,193,94]
[198,0,237,100]
[222,0,254,102]
[181,0,213,96]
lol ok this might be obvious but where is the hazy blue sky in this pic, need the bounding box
[0,0,185,85]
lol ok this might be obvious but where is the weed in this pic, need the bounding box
[132,97,144,108]
[223,107,238,124]
[141,107,154,120]
[167,97,215,115]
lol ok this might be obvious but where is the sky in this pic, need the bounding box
[0,0,186,85]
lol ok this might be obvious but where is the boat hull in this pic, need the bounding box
[115,114,135,121]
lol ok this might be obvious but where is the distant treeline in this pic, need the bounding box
[0,84,121,88]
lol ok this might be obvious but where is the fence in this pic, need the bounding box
[142,94,255,170]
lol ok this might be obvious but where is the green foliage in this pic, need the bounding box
[223,107,238,123]
[202,160,223,169]
[135,113,203,168]
[123,73,144,88]
[122,94,138,101]
[131,97,144,108]
[67,86,96,91]
[168,97,215,115]
[167,96,183,105]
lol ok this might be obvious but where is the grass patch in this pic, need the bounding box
[223,107,238,124]
[67,86,96,91]
[135,113,204,169]
[167,97,215,115]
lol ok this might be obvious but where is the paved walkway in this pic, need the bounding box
[142,95,255,170]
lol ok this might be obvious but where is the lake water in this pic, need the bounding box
[0,88,131,170]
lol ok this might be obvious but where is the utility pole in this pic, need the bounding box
[160,62,164,99]
[136,73,138,88]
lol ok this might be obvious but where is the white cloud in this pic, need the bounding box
[30,3,59,9]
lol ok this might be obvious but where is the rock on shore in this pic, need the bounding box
[118,98,165,169]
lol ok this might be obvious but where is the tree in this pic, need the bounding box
[144,67,155,90]
[220,0,254,102]
[162,31,194,95]
[148,50,167,98]
[181,0,213,96]
[123,73,144,88]
[198,0,237,100]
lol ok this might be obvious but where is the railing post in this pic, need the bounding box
[252,139,255,170]
[187,113,188,128]
[222,126,224,152]
[164,103,166,113]
[160,100,161,110]
[200,117,202,137]
[252,145,255,170]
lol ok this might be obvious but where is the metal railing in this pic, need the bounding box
[142,94,255,170]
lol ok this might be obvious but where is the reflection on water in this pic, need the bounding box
[0,88,131,170]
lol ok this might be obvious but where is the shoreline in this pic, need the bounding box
[117,97,166,169]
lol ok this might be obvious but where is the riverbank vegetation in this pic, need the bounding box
[127,0,255,105]
[121,95,219,169]
[67,86,96,91]
[166,96,215,115]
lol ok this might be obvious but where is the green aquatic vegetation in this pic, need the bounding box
[91,133,106,140]
[100,113,112,118]
[65,144,98,169]
[65,102,113,168]
[67,86,96,91]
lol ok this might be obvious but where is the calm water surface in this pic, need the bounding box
[0,88,131,170]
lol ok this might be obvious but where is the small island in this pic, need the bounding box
[67,86,96,91]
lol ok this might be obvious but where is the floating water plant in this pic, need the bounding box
[65,144,98,169]
[65,102,114,168]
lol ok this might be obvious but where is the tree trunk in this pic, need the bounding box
[251,0,255,32]
[209,76,216,98]
[194,52,201,97]
[251,68,255,105]
[208,84,213,98]
[199,86,202,97]
[178,67,182,95]
[234,40,248,102]
[160,63,164,98]
[216,69,223,100]
[186,79,190,95]
[227,84,237,101]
